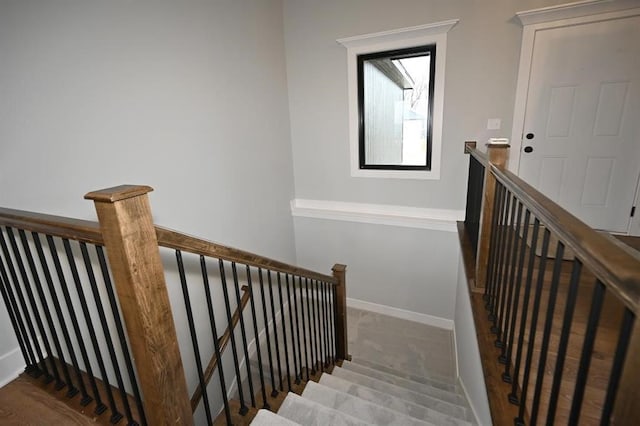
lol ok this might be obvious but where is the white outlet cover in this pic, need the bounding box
[487,118,501,130]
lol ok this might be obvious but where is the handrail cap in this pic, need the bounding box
[85,185,154,203]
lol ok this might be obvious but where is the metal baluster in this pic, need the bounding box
[96,246,144,425]
[529,241,565,425]
[258,268,278,397]
[322,281,330,367]
[291,275,304,383]
[304,278,317,375]
[62,239,104,408]
[488,186,509,318]
[285,274,300,384]
[19,230,61,385]
[314,280,324,371]
[500,206,528,372]
[246,266,269,409]
[6,228,51,379]
[298,277,310,380]
[79,243,116,416]
[176,251,213,425]
[267,271,284,392]
[485,183,506,310]
[509,218,541,404]
[515,228,551,426]
[0,228,41,375]
[200,257,231,425]
[601,308,634,425]
[31,233,75,391]
[276,272,292,390]
[231,262,256,407]
[492,192,516,342]
[218,259,249,415]
[48,236,92,405]
[568,280,605,425]
[330,284,337,363]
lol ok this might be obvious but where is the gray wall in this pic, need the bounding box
[0,0,296,383]
[283,0,567,320]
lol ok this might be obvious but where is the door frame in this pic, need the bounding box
[508,1,640,175]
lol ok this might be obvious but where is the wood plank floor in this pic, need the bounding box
[0,375,96,425]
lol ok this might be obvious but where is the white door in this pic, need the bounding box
[518,14,640,233]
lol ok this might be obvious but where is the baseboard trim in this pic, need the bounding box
[347,298,454,330]
[0,346,25,388]
[458,375,483,426]
[291,199,463,232]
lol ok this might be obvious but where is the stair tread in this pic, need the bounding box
[250,409,301,425]
[342,360,465,404]
[350,356,459,390]
[319,374,474,426]
[331,367,472,421]
[278,392,370,425]
[303,379,435,426]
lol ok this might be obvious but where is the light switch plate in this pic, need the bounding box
[487,118,501,130]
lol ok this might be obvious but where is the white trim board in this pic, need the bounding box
[290,199,464,233]
[458,375,484,426]
[0,346,26,388]
[347,297,454,330]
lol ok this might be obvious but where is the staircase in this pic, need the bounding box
[227,307,477,425]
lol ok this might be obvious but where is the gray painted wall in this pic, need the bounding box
[0,0,295,383]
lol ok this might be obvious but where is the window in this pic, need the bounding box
[338,20,458,179]
[358,45,436,170]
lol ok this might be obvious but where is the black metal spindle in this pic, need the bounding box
[322,281,330,366]
[298,277,310,380]
[200,256,231,425]
[509,218,541,404]
[218,259,249,415]
[231,262,256,407]
[267,271,284,392]
[330,283,337,362]
[6,227,51,379]
[176,251,213,425]
[62,239,105,408]
[529,241,565,425]
[545,258,583,423]
[492,192,516,341]
[0,228,41,375]
[497,202,524,356]
[488,185,509,318]
[78,242,116,416]
[0,256,33,377]
[246,266,269,409]
[276,272,292,390]
[284,274,300,384]
[601,308,635,425]
[515,228,551,426]
[291,275,304,382]
[257,268,278,397]
[314,280,324,370]
[484,182,505,305]
[31,233,75,392]
[48,236,92,405]
[305,278,317,375]
[96,245,143,425]
[19,230,62,385]
[464,155,485,252]
[568,280,605,425]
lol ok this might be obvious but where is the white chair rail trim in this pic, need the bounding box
[290,199,464,232]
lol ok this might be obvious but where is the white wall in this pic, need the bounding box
[283,0,568,320]
[0,0,296,384]
[455,251,492,425]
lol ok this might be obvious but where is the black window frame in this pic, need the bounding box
[357,44,437,171]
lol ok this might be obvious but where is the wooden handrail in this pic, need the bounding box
[156,226,339,285]
[0,207,103,245]
[472,149,640,313]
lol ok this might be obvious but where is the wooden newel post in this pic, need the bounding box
[475,144,509,289]
[85,185,193,426]
[332,264,350,361]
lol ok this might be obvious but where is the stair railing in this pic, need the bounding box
[1,184,348,425]
[461,143,640,425]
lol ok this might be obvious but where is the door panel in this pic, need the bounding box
[518,15,640,233]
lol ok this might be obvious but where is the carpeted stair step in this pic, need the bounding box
[250,408,300,425]
[302,380,435,425]
[277,392,370,425]
[341,360,466,405]
[349,356,460,392]
[318,374,474,426]
[330,367,472,422]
